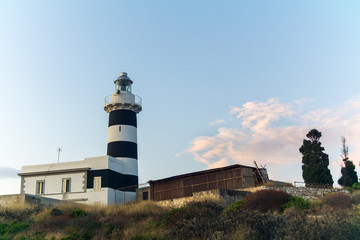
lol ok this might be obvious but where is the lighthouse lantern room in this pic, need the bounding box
[115,72,132,92]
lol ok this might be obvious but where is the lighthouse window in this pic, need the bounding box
[120,84,132,92]
[119,126,121,132]
[94,176,102,191]
[36,180,45,195]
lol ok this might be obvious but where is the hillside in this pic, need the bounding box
[1,190,360,240]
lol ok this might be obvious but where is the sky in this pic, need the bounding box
[1,1,360,194]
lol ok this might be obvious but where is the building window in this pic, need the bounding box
[142,191,148,200]
[119,126,121,132]
[36,181,45,195]
[62,178,71,193]
[94,176,101,191]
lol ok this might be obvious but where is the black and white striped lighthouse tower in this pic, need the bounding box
[104,72,142,198]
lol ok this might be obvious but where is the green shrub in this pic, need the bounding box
[322,192,353,210]
[351,191,360,204]
[168,207,185,217]
[243,189,291,212]
[0,221,30,239]
[0,223,8,235]
[50,208,63,217]
[347,186,354,193]
[281,196,310,211]
[222,200,243,216]
[70,209,87,218]
[0,208,40,222]
[353,182,360,190]
[7,221,29,234]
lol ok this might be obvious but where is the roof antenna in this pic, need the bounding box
[57,147,62,163]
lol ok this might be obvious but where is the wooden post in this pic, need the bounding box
[254,161,265,184]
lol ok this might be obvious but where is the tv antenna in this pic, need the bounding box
[57,147,62,163]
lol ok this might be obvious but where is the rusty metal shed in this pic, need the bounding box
[149,164,267,201]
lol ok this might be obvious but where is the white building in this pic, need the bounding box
[18,73,142,205]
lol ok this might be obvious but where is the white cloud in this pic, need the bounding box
[0,178,20,195]
[209,119,225,126]
[185,96,360,184]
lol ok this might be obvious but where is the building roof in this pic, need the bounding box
[148,164,262,184]
[18,167,91,176]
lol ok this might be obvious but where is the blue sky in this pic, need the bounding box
[1,1,360,194]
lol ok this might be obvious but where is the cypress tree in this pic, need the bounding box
[299,129,333,187]
[338,137,358,187]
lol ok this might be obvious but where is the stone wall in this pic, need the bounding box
[155,189,248,209]
[244,186,349,200]
[154,186,350,208]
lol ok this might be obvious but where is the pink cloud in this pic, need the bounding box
[230,98,294,133]
[185,96,360,184]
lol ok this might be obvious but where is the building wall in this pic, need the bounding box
[150,166,262,201]
[22,170,109,204]
[19,155,138,205]
[23,172,86,195]
[136,187,150,201]
[242,168,257,187]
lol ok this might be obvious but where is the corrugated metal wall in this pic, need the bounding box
[150,167,261,201]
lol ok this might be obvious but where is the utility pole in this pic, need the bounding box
[57,147,62,163]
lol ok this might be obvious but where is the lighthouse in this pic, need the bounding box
[18,72,142,205]
[104,72,142,198]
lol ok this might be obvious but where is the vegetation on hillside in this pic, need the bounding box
[1,189,360,240]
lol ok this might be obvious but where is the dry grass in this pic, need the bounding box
[265,181,293,187]
[43,232,68,240]
[31,206,52,222]
[231,227,256,240]
[322,192,353,210]
[121,200,166,216]
[1,193,360,240]
[156,194,228,210]
[0,201,34,211]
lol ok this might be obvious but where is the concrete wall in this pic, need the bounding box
[0,194,63,208]
[108,189,136,204]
